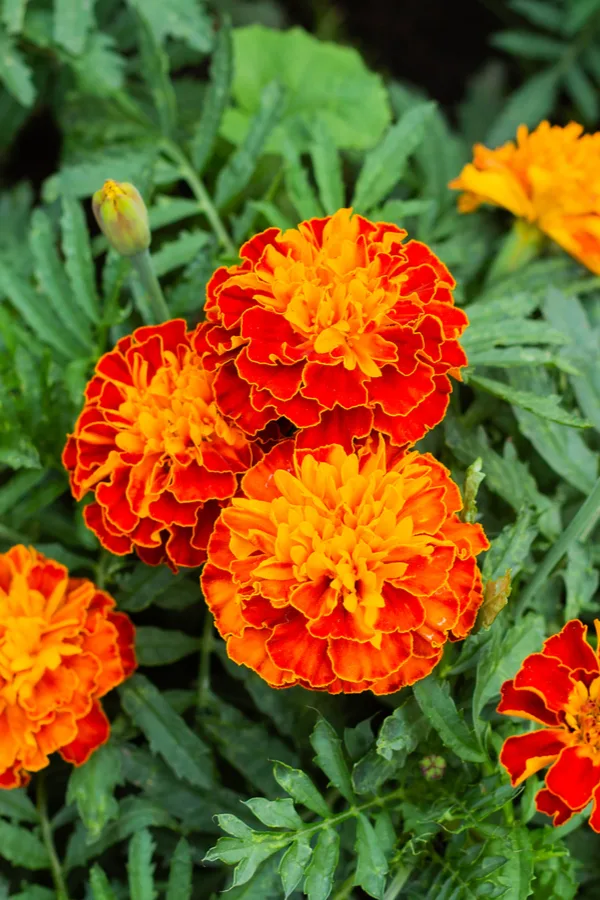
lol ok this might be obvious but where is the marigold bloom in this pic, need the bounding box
[0,545,135,788]
[201,436,488,694]
[450,121,600,275]
[201,209,468,450]
[92,180,150,257]
[63,320,254,569]
[498,619,600,831]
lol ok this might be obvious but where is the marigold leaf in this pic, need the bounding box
[0,258,73,358]
[152,230,212,277]
[61,195,101,324]
[354,813,389,900]
[53,0,94,55]
[191,16,233,174]
[470,373,590,429]
[310,717,355,803]
[0,788,38,823]
[274,837,311,898]
[166,837,193,900]
[509,0,563,32]
[303,828,340,900]
[0,24,35,106]
[273,762,331,818]
[243,798,304,831]
[564,62,598,122]
[71,32,125,97]
[127,829,156,900]
[126,0,213,51]
[89,864,118,900]
[413,677,485,763]
[309,120,344,215]
[491,30,565,60]
[119,674,213,789]
[376,698,428,762]
[135,626,200,666]
[486,67,560,147]
[563,541,599,621]
[283,138,323,221]
[136,11,177,137]
[66,741,122,840]
[482,506,538,583]
[2,0,29,35]
[215,80,285,209]
[0,821,49,870]
[352,101,436,213]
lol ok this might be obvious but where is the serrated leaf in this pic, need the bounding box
[376,698,428,762]
[0,258,73,358]
[128,829,156,900]
[191,17,233,173]
[90,865,118,900]
[354,813,388,900]
[166,837,193,900]
[66,742,122,840]
[491,30,565,59]
[413,677,485,763]
[303,829,339,900]
[470,373,590,428]
[61,195,101,324]
[352,102,436,213]
[310,717,355,803]
[273,762,330,818]
[2,0,29,35]
[72,32,125,97]
[152,229,211,277]
[126,0,213,51]
[53,0,93,55]
[244,798,304,830]
[510,0,563,31]
[283,138,323,221]
[564,62,598,121]
[0,24,34,106]
[205,834,287,888]
[120,674,213,789]
[563,541,599,621]
[482,506,538,583]
[136,11,176,137]
[42,146,157,203]
[279,837,313,898]
[309,119,344,215]
[29,208,93,353]
[135,626,199,666]
[0,788,38,823]
[215,80,285,209]
[486,67,559,147]
[0,821,49,869]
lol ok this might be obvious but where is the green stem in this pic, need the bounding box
[130,249,171,324]
[516,475,600,618]
[196,613,214,722]
[383,864,414,900]
[331,874,356,900]
[37,773,69,900]
[161,141,236,256]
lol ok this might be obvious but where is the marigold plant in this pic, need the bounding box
[63,319,255,569]
[201,208,468,450]
[202,435,488,694]
[0,545,135,788]
[450,121,600,274]
[498,619,600,831]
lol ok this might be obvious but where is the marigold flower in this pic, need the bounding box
[0,545,135,788]
[450,121,600,275]
[201,208,468,450]
[63,320,255,570]
[201,435,488,694]
[498,619,600,831]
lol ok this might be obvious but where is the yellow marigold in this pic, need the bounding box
[0,545,136,788]
[450,121,600,274]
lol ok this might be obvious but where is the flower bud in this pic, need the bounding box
[92,180,150,257]
[419,754,446,781]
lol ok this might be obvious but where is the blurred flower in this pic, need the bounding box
[201,435,488,694]
[201,209,468,451]
[0,545,135,788]
[63,320,255,570]
[92,180,150,257]
[498,619,600,831]
[450,121,600,275]
[420,754,446,780]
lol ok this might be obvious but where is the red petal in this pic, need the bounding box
[542,619,598,673]
[149,491,201,527]
[236,348,305,401]
[546,745,600,810]
[107,611,137,678]
[170,462,237,504]
[497,680,560,727]
[166,525,208,568]
[96,466,139,533]
[328,631,412,683]
[228,626,298,687]
[84,503,132,555]
[513,654,575,712]
[202,562,247,637]
[369,362,435,416]
[59,701,110,765]
[267,616,335,686]
[295,406,374,455]
[302,362,369,410]
[499,729,566,786]
[535,788,576,826]
[241,440,295,501]
[590,783,600,832]
[376,584,425,633]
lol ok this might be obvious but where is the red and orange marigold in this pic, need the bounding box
[63,320,256,570]
[201,435,488,694]
[498,619,600,831]
[0,545,135,788]
[201,208,468,451]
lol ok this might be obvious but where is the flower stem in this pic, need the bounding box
[486,220,544,283]
[384,864,414,900]
[516,475,600,618]
[161,141,236,256]
[196,613,214,723]
[37,773,70,900]
[130,249,170,324]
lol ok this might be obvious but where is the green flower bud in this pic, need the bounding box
[92,180,150,257]
[419,754,446,781]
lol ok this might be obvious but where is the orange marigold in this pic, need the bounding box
[63,320,255,570]
[498,619,600,832]
[0,545,135,788]
[201,435,488,694]
[450,121,600,275]
[201,208,468,451]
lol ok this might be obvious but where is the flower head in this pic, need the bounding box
[63,320,255,570]
[92,180,150,257]
[450,121,600,274]
[201,209,468,451]
[0,545,135,788]
[201,435,488,694]
[498,619,600,831]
